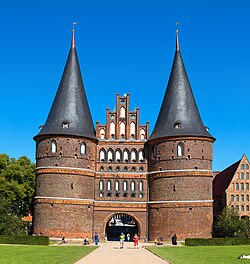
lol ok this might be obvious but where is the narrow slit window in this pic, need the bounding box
[177,143,184,156]
[51,140,57,153]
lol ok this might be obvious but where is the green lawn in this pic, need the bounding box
[147,245,250,264]
[0,245,97,264]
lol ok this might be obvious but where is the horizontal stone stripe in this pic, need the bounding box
[148,169,212,177]
[36,166,95,177]
[148,199,213,204]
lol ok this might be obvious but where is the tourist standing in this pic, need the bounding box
[133,233,139,249]
[119,232,125,249]
[127,233,130,241]
[172,234,177,245]
[94,232,99,246]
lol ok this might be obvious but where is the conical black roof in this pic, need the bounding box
[34,32,96,141]
[149,31,214,141]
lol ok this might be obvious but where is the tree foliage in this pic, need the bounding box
[0,154,35,235]
[0,154,35,217]
[216,207,250,238]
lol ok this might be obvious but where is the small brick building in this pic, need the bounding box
[213,154,250,219]
[33,30,215,241]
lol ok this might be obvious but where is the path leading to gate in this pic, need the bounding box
[74,242,170,264]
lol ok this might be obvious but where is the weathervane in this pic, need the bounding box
[176,21,180,32]
[73,21,77,31]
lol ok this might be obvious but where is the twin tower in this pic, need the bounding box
[33,30,215,241]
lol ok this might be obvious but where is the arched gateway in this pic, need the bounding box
[105,213,139,241]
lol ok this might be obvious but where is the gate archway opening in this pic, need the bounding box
[105,213,139,241]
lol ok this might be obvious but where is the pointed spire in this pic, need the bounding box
[149,30,214,141]
[176,29,179,51]
[71,29,75,49]
[34,29,96,141]
[71,22,77,49]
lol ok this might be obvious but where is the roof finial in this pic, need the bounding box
[72,22,77,48]
[176,22,180,51]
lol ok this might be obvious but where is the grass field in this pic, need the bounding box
[147,245,250,264]
[0,245,97,264]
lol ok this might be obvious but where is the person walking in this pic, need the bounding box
[133,233,139,249]
[127,233,130,241]
[94,232,99,246]
[119,232,125,249]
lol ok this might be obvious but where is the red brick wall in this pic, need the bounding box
[34,201,94,238]
[148,203,213,241]
[147,136,214,240]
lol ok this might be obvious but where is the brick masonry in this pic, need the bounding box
[33,94,215,241]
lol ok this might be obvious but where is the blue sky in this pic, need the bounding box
[0,0,249,171]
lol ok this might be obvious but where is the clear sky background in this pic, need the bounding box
[0,0,249,171]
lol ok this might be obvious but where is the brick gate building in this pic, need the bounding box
[33,29,215,241]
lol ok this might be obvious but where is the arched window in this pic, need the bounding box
[130,122,135,137]
[115,149,121,162]
[241,195,244,201]
[80,142,86,154]
[246,172,249,179]
[241,173,244,179]
[115,181,119,191]
[123,150,129,162]
[241,205,244,211]
[107,180,111,191]
[139,181,143,192]
[236,195,239,201]
[139,150,144,162]
[100,128,105,139]
[247,195,249,201]
[236,205,239,211]
[99,180,104,191]
[139,166,144,172]
[246,183,249,190]
[110,122,115,138]
[131,166,136,172]
[241,183,244,190]
[131,181,135,191]
[246,164,249,169]
[230,195,234,202]
[247,205,250,211]
[131,149,137,162]
[152,145,157,159]
[120,107,125,118]
[241,164,245,170]
[108,166,113,171]
[123,181,127,191]
[100,166,104,171]
[108,149,113,162]
[99,149,106,161]
[235,183,239,190]
[51,140,57,153]
[140,129,145,140]
[124,166,128,172]
[231,205,234,210]
[177,142,184,156]
[120,122,125,138]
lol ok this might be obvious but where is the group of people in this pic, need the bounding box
[67,232,177,247]
[119,232,139,249]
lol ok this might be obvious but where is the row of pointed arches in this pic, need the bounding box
[99,148,144,162]
[99,123,146,140]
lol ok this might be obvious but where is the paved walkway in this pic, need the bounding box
[74,242,170,264]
